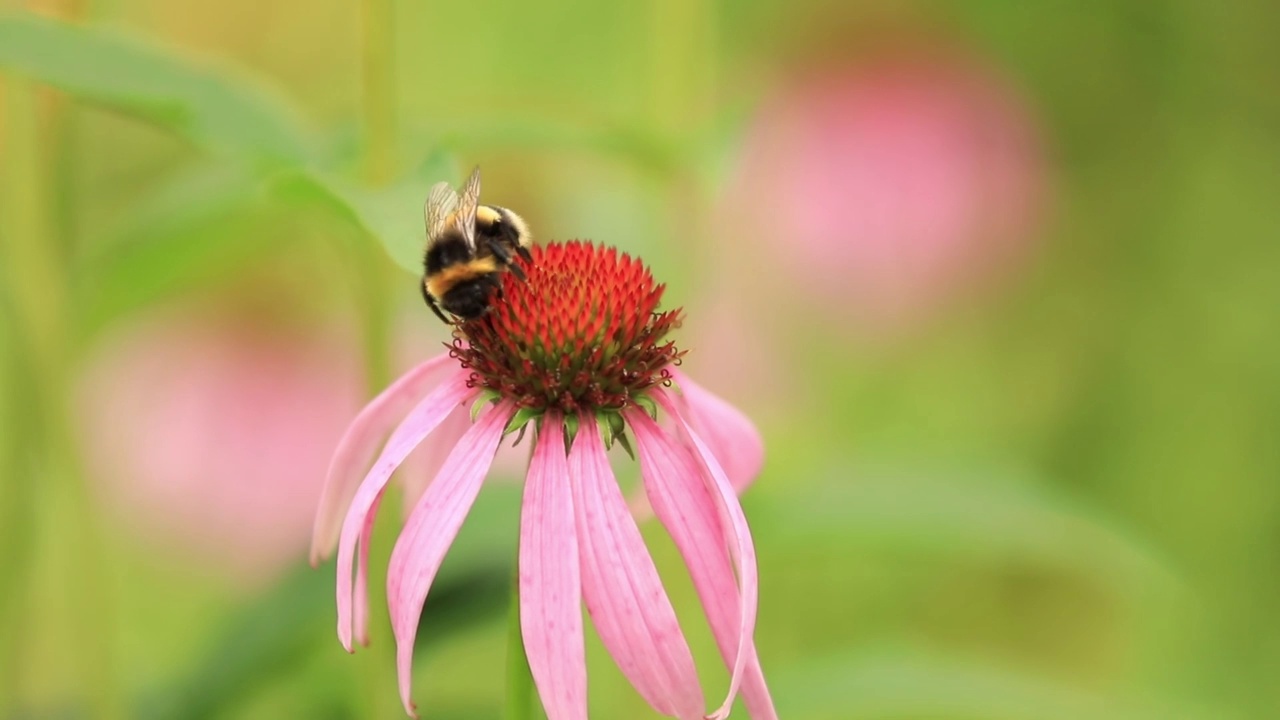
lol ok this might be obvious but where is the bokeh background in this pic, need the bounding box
[2,1,1278,718]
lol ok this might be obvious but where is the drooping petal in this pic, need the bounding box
[653,389,760,720]
[628,408,778,720]
[352,491,383,647]
[519,416,587,720]
[312,352,456,565]
[669,368,764,494]
[570,416,705,719]
[335,370,474,651]
[400,401,473,513]
[387,401,512,718]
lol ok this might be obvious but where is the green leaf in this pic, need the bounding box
[276,150,460,273]
[773,647,1229,720]
[765,466,1181,594]
[135,565,334,720]
[71,161,268,335]
[138,482,522,720]
[0,13,311,163]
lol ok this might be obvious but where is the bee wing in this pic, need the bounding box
[424,181,460,243]
[455,166,483,251]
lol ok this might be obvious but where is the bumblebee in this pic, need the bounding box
[422,166,534,323]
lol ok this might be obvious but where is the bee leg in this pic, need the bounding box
[516,245,533,263]
[483,238,514,263]
[422,282,451,324]
[486,238,527,281]
[486,237,514,263]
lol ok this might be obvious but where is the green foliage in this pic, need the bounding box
[275,150,460,274]
[139,485,520,720]
[72,161,269,334]
[772,647,1230,720]
[0,13,312,163]
[767,468,1180,594]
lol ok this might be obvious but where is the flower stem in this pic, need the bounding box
[504,571,545,720]
[361,0,397,188]
[357,0,396,395]
[0,76,122,719]
[352,1,398,718]
[647,0,715,136]
[647,0,718,293]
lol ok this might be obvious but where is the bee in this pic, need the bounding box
[421,166,534,323]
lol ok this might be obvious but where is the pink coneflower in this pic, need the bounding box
[80,310,362,587]
[311,241,775,719]
[721,48,1045,328]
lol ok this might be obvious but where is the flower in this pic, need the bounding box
[79,308,362,587]
[719,47,1046,329]
[312,241,776,719]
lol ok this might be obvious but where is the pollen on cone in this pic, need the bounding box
[453,241,684,412]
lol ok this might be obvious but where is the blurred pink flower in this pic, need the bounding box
[79,310,363,587]
[313,242,774,719]
[721,49,1046,327]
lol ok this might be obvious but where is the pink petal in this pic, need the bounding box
[519,416,587,720]
[312,352,455,566]
[387,400,512,717]
[335,370,474,651]
[669,369,764,494]
[570,416,705,719]
[400,402,473,513]
[628,409,777,720]
[352,491,382,647]
[653,389,760,720]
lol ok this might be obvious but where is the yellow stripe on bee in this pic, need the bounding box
[504,209,533,247]
[425,256,499,299]
[475,205,501,224]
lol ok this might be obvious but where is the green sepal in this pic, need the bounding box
[595,410,626,451]
[588,410,636,460]
[596,414,614,450]
[471,389,501,421]
[634,394,659,420]
[509,423,529,448]
[562,414,580,452]
[614,429,636,461]
[504,406,542,437]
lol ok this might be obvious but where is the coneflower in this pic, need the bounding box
[312,241,776,720]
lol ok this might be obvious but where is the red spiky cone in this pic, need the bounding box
[452,241,685,413]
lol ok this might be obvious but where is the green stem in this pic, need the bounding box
[351,1,398,718]
[0,77,122,719]
[362,0,397,187]
[647,0,716,136]
[357,240,394,393]
[358,0,396,395]
[0,268,37,718]
[504,571,544,720]
[647,0,718,294]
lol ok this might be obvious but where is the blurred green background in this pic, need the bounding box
[2,0,1278,718]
